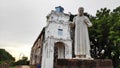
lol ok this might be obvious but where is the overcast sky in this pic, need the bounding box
[0,0,120,60]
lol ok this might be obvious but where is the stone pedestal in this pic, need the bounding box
[56,59,113,68]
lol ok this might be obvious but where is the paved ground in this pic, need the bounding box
[16,65,30,68]
[21,66,30,68]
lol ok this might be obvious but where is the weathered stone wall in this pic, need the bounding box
[0,64,9,68]
[56,59,113,68]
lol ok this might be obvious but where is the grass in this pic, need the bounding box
[10,66,15,68]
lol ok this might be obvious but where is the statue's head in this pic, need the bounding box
[78,7,84,16]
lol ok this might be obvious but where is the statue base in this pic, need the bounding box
[74,55,93,60]
[55,59,113,68]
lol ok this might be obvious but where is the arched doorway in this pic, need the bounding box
[54,42,65,68]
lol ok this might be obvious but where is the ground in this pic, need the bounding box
[11,65,30,68]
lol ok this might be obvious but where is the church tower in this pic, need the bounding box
[41,6,72,68]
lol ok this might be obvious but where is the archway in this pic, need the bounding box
[54,42,65,68]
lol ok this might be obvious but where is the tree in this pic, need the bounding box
[88,6,120,68]
[0,49,15,64]
[89,8,111,59]
[108,6,120,68]
[14,56,29,65]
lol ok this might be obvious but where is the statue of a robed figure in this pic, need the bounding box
[70,7,92,59]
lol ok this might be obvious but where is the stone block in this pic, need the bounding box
[56,59,113,68]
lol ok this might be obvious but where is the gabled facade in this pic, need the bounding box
[30,6,73,68]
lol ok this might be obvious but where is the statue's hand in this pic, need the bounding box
[84,19,92,27]
[84,19,88,25]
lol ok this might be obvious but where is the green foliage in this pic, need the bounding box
[0,49,15,64]
[13,57,29,66]
[0,49,29,66]
[88,6,120,68]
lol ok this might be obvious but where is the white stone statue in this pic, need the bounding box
[70,7,92,59]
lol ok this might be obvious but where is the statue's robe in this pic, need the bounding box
[73,15,92,58]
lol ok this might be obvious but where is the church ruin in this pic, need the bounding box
[30,6,113,68]
[30,6,74,68]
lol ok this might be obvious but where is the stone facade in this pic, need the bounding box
[30,28,45,65]
[30,6,73,68]
[41,8,73,68]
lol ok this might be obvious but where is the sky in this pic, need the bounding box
[0,0,120,61]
